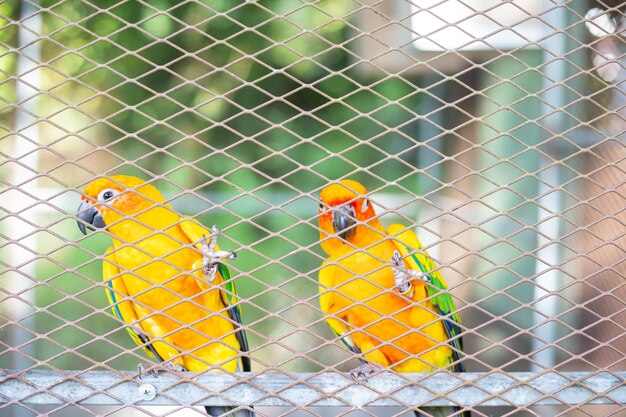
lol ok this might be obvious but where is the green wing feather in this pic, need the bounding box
[103,249,161,359]
[217,262,251,372]
[217,263,237,306]
[328,323,361,356]
[105,279,161,359]
[407,250,464,356]
[407,250,462,328]
[388,224,464,371]
[178,219,251,372]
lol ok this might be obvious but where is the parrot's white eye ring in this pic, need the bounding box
[98,188,119,202]
[361,199,369,213]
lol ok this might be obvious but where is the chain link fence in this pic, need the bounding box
[1,0,625,416]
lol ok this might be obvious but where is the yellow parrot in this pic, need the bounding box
[77,175,252,417]
[317,179,469,417]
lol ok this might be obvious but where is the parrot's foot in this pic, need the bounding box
[201,225,237,283]
[391,250,431,299]
[350,363,383,382]
[137,361,185,380]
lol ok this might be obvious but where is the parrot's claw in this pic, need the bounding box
[201,226,237,283]
[391,250,431,299]
[137,363,158,379]
[137,362,185,380]
[350,363,382,382]
[391,250,414,298]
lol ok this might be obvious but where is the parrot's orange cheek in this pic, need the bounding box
[318,213,335,235]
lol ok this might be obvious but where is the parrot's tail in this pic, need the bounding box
[204,406,254,417]
[414,406,470,417]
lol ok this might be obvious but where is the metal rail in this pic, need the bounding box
[1,370,624,407]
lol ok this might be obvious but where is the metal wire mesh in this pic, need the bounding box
[1,0,625,416]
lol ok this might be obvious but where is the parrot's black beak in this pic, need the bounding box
[333,204,357,241]
[77,200,105,235]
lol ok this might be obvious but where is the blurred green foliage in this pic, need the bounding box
[34,0,428,190]
[1,0,433,373]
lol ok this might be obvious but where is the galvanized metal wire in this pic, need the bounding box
[1,0,625,416]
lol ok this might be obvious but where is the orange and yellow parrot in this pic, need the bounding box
[317,180,468,417]
[77,175,252,417]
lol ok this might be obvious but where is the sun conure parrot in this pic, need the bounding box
[77,175,252,417]
[317,179,469,417]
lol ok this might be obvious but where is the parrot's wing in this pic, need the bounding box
[179,218,251,372]
[216,262,251,372]
[318,283,361,357]
[388,224,465,372]
[103,248,163,360]
[327,317,362,356]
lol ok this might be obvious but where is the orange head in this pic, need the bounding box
[76,175,166,234]
[318,179,383,255]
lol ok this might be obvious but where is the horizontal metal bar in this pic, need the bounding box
[1,370,624,408]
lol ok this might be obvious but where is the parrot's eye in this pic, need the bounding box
[319,202,324,210]
[361,199,369,213]
[98,189,119,202]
